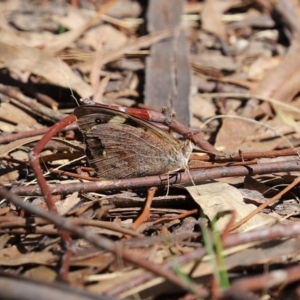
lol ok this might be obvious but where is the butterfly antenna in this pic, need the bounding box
[57,58,80,107]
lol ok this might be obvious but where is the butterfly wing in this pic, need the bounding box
[74,106,192,179]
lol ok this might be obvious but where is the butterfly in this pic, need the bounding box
[73,105,193,180]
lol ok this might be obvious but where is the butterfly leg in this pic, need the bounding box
[28,113,77,281]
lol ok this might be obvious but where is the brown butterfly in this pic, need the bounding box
[73,105,193,180]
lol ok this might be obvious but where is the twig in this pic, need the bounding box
[28,114,77,281]
[0,270,118,300]
[12,160,300,196]
[220,264,300,299]
[0,215,143,237]
[131,187,157,230]
[190,147,300,162]
[162,107,220,154]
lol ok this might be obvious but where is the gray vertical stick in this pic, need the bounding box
[145,0,191,125]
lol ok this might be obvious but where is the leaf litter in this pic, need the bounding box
[1,0,300,299]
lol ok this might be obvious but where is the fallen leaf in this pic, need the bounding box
[186,182,276,232]
[0,103,39,127]
[0,42,92,97]
[0,251,57,266]
[56,192,81,215]
[24,266,56,282]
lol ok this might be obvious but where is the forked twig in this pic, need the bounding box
[28,114,77,280]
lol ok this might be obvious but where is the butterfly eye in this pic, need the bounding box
[95,118,102,124]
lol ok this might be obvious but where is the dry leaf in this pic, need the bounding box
[71,252,114,268]
[56,192,81,215]
[0,103,39,128]
[81,24,128,50]
[24,266,57,282]
[0,251,57,266]
[0,42,92,97]
[0,169,19,186]
[214,111,254,152]
[201,0,227,39]
[201,0,242,39]
[186,182,276,232]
